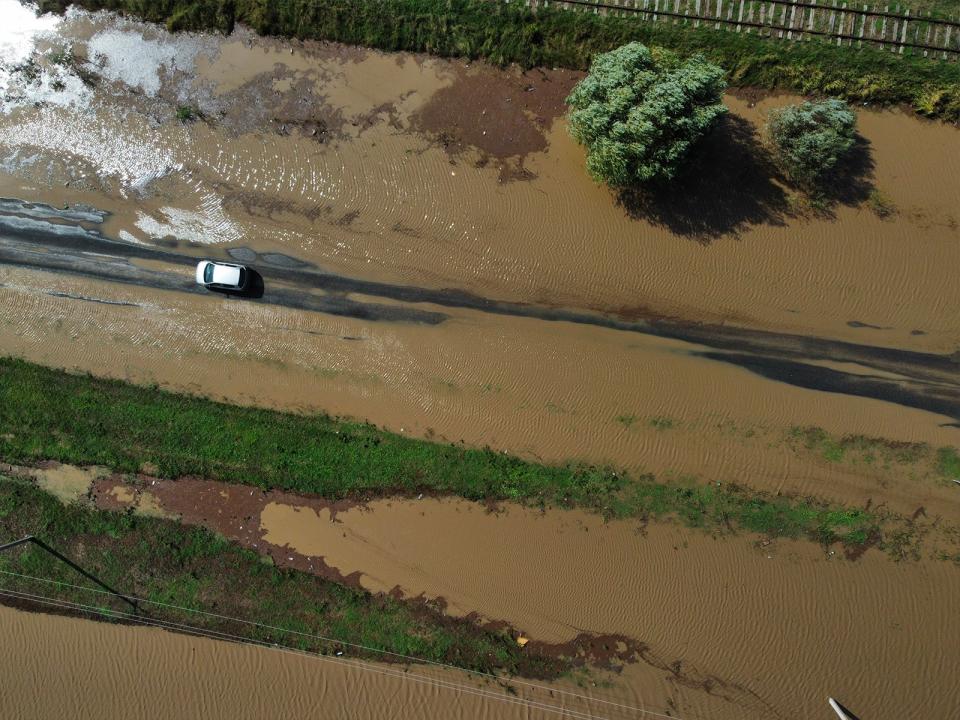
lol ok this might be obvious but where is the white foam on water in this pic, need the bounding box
[0,105,182,189]
[87,27,203,96]
[117,229,149,246]
[0,0,60,66]
[12,67,93,111]
[134,198,243,246]
[0,0,94,112]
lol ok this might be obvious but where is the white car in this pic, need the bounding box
[195,260,249,291]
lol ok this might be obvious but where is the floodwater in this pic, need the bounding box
[2,263,958,520]
[0,461,950,720]
[0,8,958,350]
[1,3,960,720]
[0,604,693,720]
[72,470,960,719]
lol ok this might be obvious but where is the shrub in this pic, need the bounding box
[867,188,897,218]
[176,105,200,122]
[566,42,727,187]
[765,99,857,190]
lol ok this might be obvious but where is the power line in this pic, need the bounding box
[0,585,624,720]
[0,567,687,720]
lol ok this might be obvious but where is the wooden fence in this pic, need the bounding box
[514,0,960,60]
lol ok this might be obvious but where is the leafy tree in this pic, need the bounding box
[565,42,727,188]
[765,99,857,190]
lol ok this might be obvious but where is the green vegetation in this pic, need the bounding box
[36,0,960,122]
[936,446,960,479]
[48,45,100,86]
[902,0,960,20]
[867,188,898,218]
[785,426,960,484]
[0,475,555,676]
[0,358,904,552]
[566,43,727,186]
[649,416,676,431]
[12,57,41,84]
[175,105,200,122]
[765,99,857,191]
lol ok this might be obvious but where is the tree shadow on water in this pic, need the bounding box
[816,134,875,213]
[616,115,877,243]
[617,114,792,243]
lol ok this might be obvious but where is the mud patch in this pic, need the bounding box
[23,462,107,504]
[410,64,579,164]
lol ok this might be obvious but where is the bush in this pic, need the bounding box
[565,42,727,187]
[765,99,857,190]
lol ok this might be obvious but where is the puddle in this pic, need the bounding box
[28,463,107,504]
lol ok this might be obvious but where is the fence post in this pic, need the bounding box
[899,8,908,53]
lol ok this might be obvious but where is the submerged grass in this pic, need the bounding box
[0,475,552,676]
[38,0,960,122]
[0,357,897,552]
[786,425,960,483]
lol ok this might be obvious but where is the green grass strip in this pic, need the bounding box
[40,0,960,121]
[0,357,885,550]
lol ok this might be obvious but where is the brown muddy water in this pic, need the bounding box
[14,466,959,720]
[2,263,959,521]
[2,5,960,720]
[0,9,958,350]
[0,604,694,720]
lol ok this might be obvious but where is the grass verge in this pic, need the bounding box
[38,0,960,122]
[0,357,902,553]
[0,474,564,677]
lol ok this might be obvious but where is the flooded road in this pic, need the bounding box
[1,4,960,720]
[1,9,958,351]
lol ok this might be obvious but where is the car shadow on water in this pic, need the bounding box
[206,268,265,299]
[616,114,876,243]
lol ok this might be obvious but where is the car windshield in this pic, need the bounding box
[203,264,214,283]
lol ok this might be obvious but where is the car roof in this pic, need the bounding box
[211,263,242,285]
